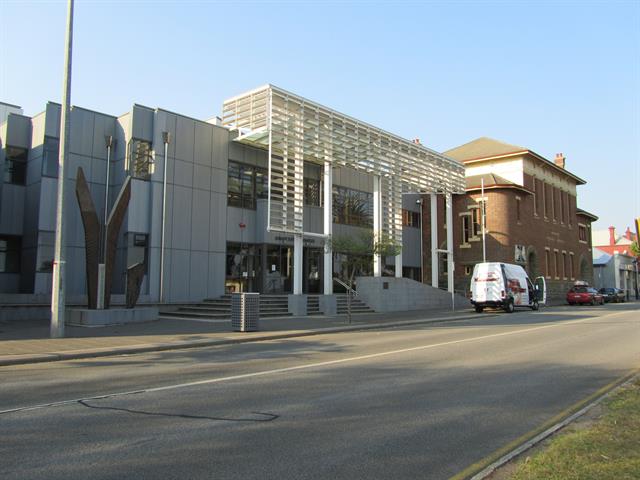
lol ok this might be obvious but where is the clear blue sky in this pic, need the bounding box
[1,0,638,236]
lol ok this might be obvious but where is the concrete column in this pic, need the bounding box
[446,192,454,294]
[323,162,333,294]
[395,253,402,278]
[293,234,303,295]
[373,176,382,277]
[430,193,438,287]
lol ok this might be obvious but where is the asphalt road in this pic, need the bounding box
[1,303,638,480]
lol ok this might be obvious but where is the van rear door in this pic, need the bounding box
[472,263,502,303]
[534,276,547,305]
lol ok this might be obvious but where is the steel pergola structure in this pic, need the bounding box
[222,85,465,295]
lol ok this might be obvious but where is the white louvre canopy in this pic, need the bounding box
[222,85,465,245]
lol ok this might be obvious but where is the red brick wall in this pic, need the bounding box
[420,184,594,303]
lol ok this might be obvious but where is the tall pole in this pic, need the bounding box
[481,178,486,263]
[50,0,74,338]
[417,198,424,283]
[160,132,171,303]
[96,135,113,310]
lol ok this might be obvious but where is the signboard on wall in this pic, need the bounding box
[514,245,526,263]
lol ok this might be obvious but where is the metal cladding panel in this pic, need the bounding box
[222,85,466,243]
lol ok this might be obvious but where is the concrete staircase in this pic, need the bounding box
[160,293,375,320]
[160,294,291,320]
[336,294,375,314]
[307,295,321,315]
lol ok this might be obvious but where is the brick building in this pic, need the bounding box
[422,137,597,303]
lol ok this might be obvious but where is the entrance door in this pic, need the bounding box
[303,248,323,294]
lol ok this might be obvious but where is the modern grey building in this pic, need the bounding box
[0,87,465,306]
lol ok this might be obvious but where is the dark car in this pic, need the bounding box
[599,288,626,303]
[567,286,604,306]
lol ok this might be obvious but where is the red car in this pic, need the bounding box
[567,286,604,305]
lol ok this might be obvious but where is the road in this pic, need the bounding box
[1,303,638,479]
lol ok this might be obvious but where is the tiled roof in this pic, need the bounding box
[465,173,531,193]
[444,137,527,162]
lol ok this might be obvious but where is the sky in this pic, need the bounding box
[1,0,638,236]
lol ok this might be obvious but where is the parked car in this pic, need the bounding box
[598,287,626,303]
[567,286,604,305]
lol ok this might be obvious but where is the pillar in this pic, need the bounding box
[323,161,333,294]
[446,192,454,294]
[373,176,382,277]
[430,193,438,287]
[293,234,303,295]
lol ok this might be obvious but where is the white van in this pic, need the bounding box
[470,262,546,313]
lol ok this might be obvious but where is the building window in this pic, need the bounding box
[550,185,556,221]
[255,168,268,200]
[516,196,521,222]
[461,213,472,245]
[42,136,60,177]
[402,209,420,228]
[4,145,27,185]
[559,190,564,223]
[569,253,574,279]
[304,177,321,206]
[578,224,587,242]
[228,161,257,209]
[471,206,482,237]
[543,181,548,218]
[568,195,573,227]
[332,185,373,227]
[562,252,567,279]
[545,249,550,278]
[0,236,21,273]
[532,178,538,216]
[128,139,152,179]
[554,250,559,279]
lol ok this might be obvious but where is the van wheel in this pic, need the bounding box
[531,300,539,311]
[504,300,515,313]
[475,306,484,313]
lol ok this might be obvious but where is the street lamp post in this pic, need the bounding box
[50,0,74,338]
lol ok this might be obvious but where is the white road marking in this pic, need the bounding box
[1,309,636,416]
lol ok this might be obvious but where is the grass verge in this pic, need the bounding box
[509,378,640,480]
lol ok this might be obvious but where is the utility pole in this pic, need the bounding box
[50,0,74,338]
[481,178,486,263]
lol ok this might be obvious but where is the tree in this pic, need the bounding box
[330,231,401,322]
[630,240,640,258]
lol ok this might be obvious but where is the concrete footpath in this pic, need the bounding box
[0,308,486,367]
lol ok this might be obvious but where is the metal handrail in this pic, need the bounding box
[333,277,358,296]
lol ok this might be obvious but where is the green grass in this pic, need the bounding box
[510,379,640,480]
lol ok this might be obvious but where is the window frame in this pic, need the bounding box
[0,235,21,273]
[127,138,153,180]
[4,145,28,185]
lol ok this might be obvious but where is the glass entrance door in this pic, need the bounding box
[304,248,323,294]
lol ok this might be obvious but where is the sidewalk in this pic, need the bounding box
[0,308,484,367]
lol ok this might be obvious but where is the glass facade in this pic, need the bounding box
[227,161,267,210]
[332,185,373,227]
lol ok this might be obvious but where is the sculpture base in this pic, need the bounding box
[66,307,158,326]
